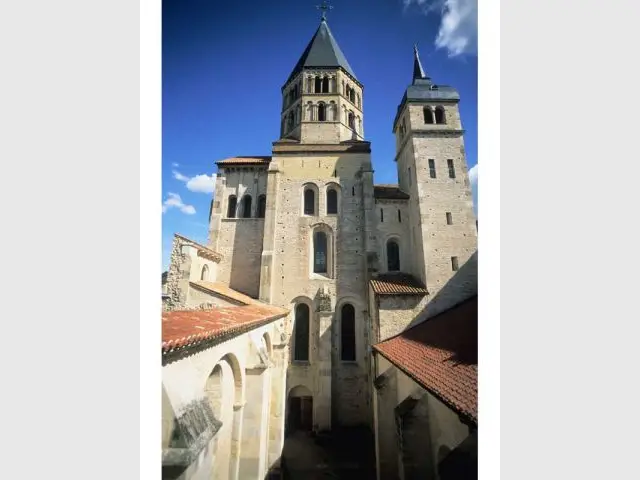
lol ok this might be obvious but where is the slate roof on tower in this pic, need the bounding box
[285,19,357,85]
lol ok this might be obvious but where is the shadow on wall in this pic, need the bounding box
[406,249,478,331]
[229,216,265,298]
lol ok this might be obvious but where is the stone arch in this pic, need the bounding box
[227,195,237,218]
[325,181,341,215]
[383,234,402,272]
[301,182,319,216]
[286,384,313,434]
[207,351,245,405]
[424,106,434,124]
[305,101,314,121]
[317,101,327,121]
[241,194,252,218]
[200,264,209,281]
[435,106,446,124]
[335,295,364,363]
[348,110,355,130]
[310,223,334,278]
[328,100,337,121]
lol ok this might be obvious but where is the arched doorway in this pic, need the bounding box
[287,385,313,434]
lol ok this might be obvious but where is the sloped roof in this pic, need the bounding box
[373,296,478,424]
[190,281,257,305]
[215,156,271,166]
[286,19,356,85]
[370,273,428,296]
[162,303,288,353]
[174,234,222,262]
[374,184,410,200]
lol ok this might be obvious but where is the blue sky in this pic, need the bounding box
[162,0,478,270]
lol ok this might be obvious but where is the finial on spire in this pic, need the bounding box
[412,42,427,81]
[316,0,333,21]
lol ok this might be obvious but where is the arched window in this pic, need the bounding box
[293,304,310,361]
[304,188,315,215]
[318,103,326,122]
[257,194,266,218]
[293,84,299,98]
[348,112,355,129]
[327,188,338,214]
[341,304,356,361]
[227,195,237,218]
[349,89,355,103]
[357,116,362,134]
[288,112,294,131]
[313,231,328,273]
[329,101,337,121]
[306,101,314,121]
[356,93,361,109]
[424,106,434,124]
[201,264,209,281]
[387,239,400,272]
[322,77,329,93]
[314,76,322,93]
[435,106,446,124]
[241,195,252,218]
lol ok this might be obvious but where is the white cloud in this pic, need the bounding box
[404,0,477,57]
[162,192,196,215]
[468,163,478,185]
[173,170,216,194]
[172,162,180,168]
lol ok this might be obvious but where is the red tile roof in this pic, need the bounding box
[189,281,257,305]
[373,296,477,423]
[374,184,410,200]
[370,273,429,295]
[215,156,272,166]
[174,234,222,262]
[162,303,288,353]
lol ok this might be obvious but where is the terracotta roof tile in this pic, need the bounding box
[374,184,410,200]
[174,234,222,262]
[373,296,477,423]
[216,156,272,166]
[162,303,288,353]
[370,273,428,295]
[190,281,257,305]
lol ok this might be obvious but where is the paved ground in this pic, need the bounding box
[281,428,376,479]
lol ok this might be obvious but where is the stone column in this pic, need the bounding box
[259,160,280,303]
[239,366,269,479]
[267,343,287,476]
[315,288,333,432]
[229,403,244,480]
[360,161,379,281]
[208,174,226,250]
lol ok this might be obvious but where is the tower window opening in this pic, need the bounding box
[446,212,453,225]
[315,76,322,93]
[340,304,356,361]
[380,208,384,222]
[241,195,252,218]
[293,304,310,361]
[313,231,328,274]
[348,112,355,129]
[447,159,456,179]
[227,195,237,218]
[435,106,446,124]
[398,209,401,223]
[322,77,329,93]
[428,159,436,179]
[451,256,459,271]
[258,195,267,218]
[424,106,434,124]
[318,103,326,122]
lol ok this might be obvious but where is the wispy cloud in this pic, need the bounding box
[162,192,196,215]
[172,169,217,194]
[171,162,180,168]
[468,163,478,186]
[404,0,477,58]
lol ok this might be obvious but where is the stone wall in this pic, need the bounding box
[373,198,410,274]
[377,294,429,342]
[263,152,372,431]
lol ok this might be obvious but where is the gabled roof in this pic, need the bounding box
[370,273,428,296]
[373,296,478,424]
[189,281,257,306]
[174,234,222,262]
[285,19,356,85]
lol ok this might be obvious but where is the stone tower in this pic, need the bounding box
[259,15,374,432]
[392,46,477,317]
[279,17,364,144]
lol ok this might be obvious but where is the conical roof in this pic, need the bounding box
[285,19,356,85]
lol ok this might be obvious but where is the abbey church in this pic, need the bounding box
[162,12,478,480]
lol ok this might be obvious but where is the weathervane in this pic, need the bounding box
[316,0,333,20]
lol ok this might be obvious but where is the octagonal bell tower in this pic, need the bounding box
[279,15,364,144]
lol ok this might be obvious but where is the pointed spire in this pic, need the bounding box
[413,43,427,81]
